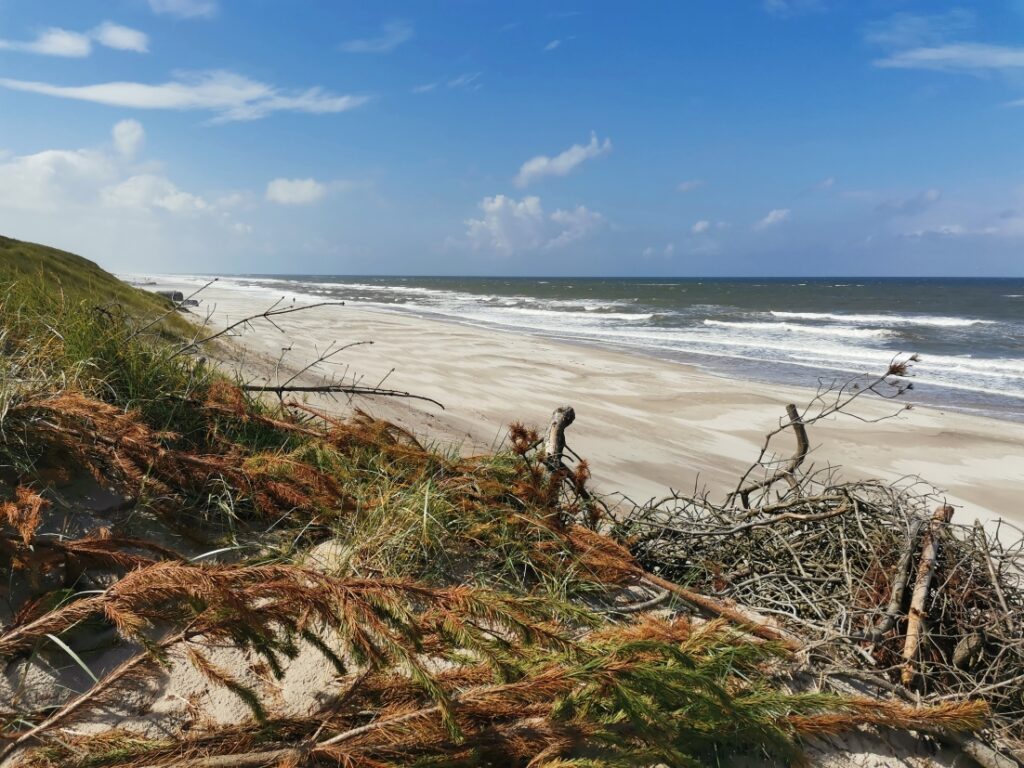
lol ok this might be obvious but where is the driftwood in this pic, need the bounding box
[866,518,926,642]
[543,406,576,472]
[901,504,954,686]
[240,382,445,409]
[734,403,809,507]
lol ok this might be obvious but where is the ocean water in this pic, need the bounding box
[186,275,1024,419]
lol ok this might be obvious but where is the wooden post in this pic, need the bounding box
[901,504,954,686]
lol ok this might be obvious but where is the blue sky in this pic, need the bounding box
[1,1,1023,276]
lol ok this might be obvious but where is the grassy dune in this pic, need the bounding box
[0,236,178,318]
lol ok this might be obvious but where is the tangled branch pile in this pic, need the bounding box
[614,371,1024,759]
[0,268,1007,767]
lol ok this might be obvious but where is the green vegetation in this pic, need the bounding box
[0,235,180,320]
[0,239,988,767]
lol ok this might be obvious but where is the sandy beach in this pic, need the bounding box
[156,279,1023,527]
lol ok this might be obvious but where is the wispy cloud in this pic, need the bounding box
[763,0,825,17]
[864,9,974,49]
[876,188,942,217]
[413,73,482,95]
[691,220,710,234]
[874,43,1024,73]
[514,132,611,188]
[0,23,150,57]
[339,20,413,54]
[0,71,369,123]
[677,179,704,193]
[148,0,217,19]
[755,208,791,229]
[544,39,562,52]
[447,72,483,90]
[0,28,92,57]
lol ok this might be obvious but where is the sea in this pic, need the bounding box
[176,275,1024,420]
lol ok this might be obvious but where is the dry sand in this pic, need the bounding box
[159,280,1023,527]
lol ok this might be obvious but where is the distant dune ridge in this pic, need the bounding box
[0,237,1022,767]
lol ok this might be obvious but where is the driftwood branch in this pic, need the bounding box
[734,403,809,507]
[901,504,954,686]
[172,299,345,358]
[866,518,925,642]
[543,406,575,472]
[241,383,445,409]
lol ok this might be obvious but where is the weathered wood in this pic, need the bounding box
[543,406,576,472]
[866,518,925,642]
[737,403,809,506]
[901,504,954,685]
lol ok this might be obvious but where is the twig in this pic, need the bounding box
[171,300,345,358]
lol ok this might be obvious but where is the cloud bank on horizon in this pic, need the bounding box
[0,0,1022,276]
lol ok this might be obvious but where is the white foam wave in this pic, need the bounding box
[770,311,994,328]
[704,320,894,339]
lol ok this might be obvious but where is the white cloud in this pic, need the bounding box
[875,43,1024,73]
[0,121,213,219]
[864,10,974,49]
[102,174,208,213]
[0,148,116,212]
[544,39,562,51]
[412,82,438,94]
[547,205,605,249]
[514,132,611,188]
[463,194,604,254]
[0,28,91,57]
[691,220,710,234]
[339,20,413,54]
[0,23,150,57]
[677,179,703,193]
[92,22,149,53]
[0,122,259,269]
[755,208,791,229]
[0,71,369,123]
[265,178,327,205]
[112,119,145,158]
[817,176,836,190]
[447,72,483,90]
[148,0,217,19]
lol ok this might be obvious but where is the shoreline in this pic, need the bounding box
[144,277,1024,527]
[129,273,1024,424]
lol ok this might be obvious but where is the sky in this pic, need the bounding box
[1,1,1023,276]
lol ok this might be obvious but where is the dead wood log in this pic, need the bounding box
[866,518,926,642]
[543,406,576,472]
[901,504,955,686]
